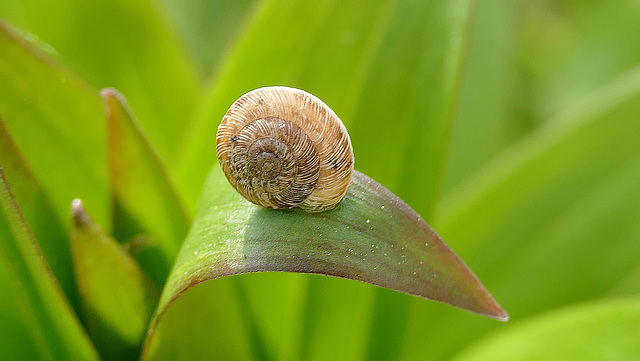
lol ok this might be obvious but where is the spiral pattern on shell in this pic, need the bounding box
[216,86,354,213]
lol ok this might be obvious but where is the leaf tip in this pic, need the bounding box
[71,198,90,226]
[99,87,120,100]
[465,285,509,321]
[486,302,509,322]
[100,87,128,115]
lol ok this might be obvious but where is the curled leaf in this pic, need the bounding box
[146,165,506,350]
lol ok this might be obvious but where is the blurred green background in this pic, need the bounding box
[1,0,639,360]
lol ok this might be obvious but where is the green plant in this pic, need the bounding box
[1,1,639,360]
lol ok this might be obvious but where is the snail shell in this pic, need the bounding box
[216,86,354,213]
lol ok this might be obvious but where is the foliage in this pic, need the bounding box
[1,0,640,360]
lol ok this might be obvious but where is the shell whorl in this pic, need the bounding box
[216,86,354,213]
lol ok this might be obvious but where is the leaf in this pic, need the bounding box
[0,20,109,228]
[0,0,200,167]
[70,199,160,361]
[144,165,507,356]
[0,119,78,309]
[103,88,191,282]
[401,64,640,361]
[451,297,640,361]
[0,169,99,361]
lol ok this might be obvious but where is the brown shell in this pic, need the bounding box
[216,86,354,213]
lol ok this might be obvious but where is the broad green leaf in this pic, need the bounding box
[0,169,99,361]
[144,165,506,358]
[103,89,191,282]
[400,64,640,361]
[0,20,109,228]
[0,119,78,309]
[71,199,160,361]
[0,0,200,167]
[451,297,640,361]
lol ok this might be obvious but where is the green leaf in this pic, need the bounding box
[103,88,191,282]
[0,0,200,167]
[0,20,109,228]
[70,199,160,361]
[0,119,78,309]
[144,165,506,357]
[401,64,640,361]
[451,297,640,361]
[0,169,99,361]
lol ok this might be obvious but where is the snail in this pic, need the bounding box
[216,86,354,213]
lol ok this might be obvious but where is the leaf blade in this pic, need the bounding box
[103,88,191,282]
[173,1,482,358]
[0,19,109,228]
[0,169,99,361]
[151,166,506,336]
[70,199,160,360]
[0,119,78,309]
[0,0,201,167]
